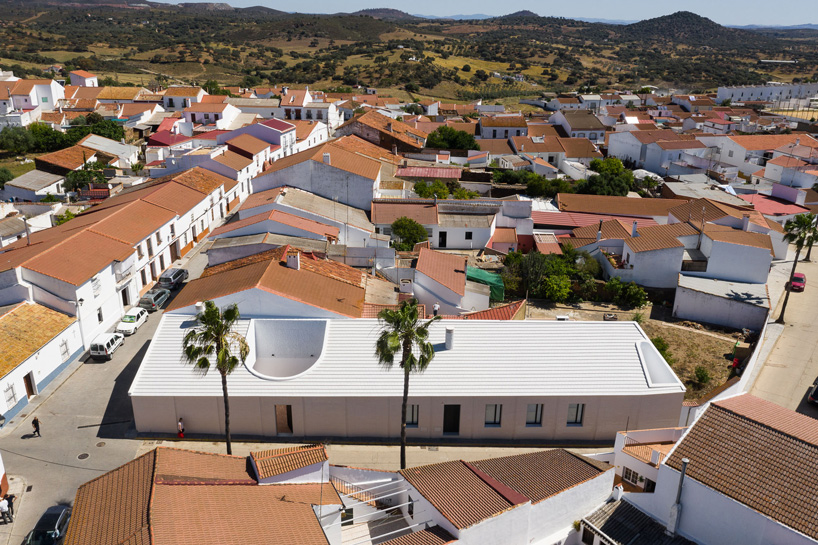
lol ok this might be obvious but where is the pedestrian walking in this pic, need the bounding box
[433,302,440,317]
[177,418,185,439]
[3,495,14,518]
[32,416,40,437]
[0,496,11,524]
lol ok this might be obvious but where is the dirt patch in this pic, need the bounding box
[527,300,739,400]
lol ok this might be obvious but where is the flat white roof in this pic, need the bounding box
[129,316,685,398]
[678,274,769,308]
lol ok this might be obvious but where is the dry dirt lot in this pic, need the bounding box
[526,300,741,400]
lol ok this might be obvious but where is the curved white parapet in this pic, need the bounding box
[636,340,682,388]
[247,320,328,381]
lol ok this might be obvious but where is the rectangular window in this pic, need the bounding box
[156,232,162,245]
[623,467,640,485]
[137,244,144,259]
[140,268,147,285]
[341,508,353,526]
[407,495,414,517]
[526,403,543,426]
[567,403,584,426]
[465,231,473,240]
[4,383,17,409]
[59,338,70,362]
[406,404,419,428]
[728,150,734,158]
[168,98,175,108]
[91,275,101,297]
[170,223,176,238]
[484,404,502,427]
[42,97,48,103]
[581,526,595,545]
[97,308,104,324]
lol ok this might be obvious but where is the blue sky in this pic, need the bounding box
[167,0,816,26]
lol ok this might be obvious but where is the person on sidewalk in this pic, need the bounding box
[0,496,11,523]
[4,494,15,518]
[177,418,184,439]
[32,416,41,437]
[433,302,440,317]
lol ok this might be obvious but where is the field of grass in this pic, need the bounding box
[0,152,39,179]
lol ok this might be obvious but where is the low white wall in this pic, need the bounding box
[673,286,768,331]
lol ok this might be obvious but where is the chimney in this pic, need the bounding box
[323,152,331,165]
[22,217,31,245]
[596,219,603,242]
[611,484,624,501]
[282,86,289,96]
[286,251,300,270]
[632,220,638,237]
[741,213,750,231]
[666,458,690,537]
[445,327,455,350]
[386,121,393,132]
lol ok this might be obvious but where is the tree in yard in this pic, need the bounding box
[0,167,13,188]
[777,213,817,324]
[89,119,125,142]
[542,274,572,303]
[575,157,635,196]
[182,300,249,455]
[0,126,35,155]
[54,210,76,225]
[391,216,428,251]
[375,299,439,469]
[425,126,479,150]
[64,155,105,192]
[413,179,449,199]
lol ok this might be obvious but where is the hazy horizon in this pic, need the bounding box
[150,0,817,26]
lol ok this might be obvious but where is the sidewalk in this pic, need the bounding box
[0,475,28,545]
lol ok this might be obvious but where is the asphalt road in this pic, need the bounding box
[750,257,818,416]
[0,242,212,544]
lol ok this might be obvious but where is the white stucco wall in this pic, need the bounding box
[673,286,769,331]
[166,287,351,319]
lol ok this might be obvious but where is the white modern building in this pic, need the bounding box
[129,318,686,441]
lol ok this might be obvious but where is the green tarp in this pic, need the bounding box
[466,266,504,301]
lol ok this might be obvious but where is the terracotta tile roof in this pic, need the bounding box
[584,499,696,545]
[400,460,515,529]
[341,111,428,149]
[740,193,810,216]
[35,145,95,172]
[185,102,229,113]
[169,247,367,317]
[380,526,455,545]
[511,136,564,154]
[73,86,104,100]
[415,248,467,296]
[24,230,135,286]
[703,223,773,252]
[259,141,382,181]
[557,194,682,217]
[331,135,401,164]
[532,211,658,229]
[251,444,327,479]
[665,395,818,540]
[0,303,76,379]
[139,180,210,215]
[655,140,707,150]
[119,103,155,118]
[728,134,818,151]
[534,233,564,254]
[238,187,284,212]
[96,87,146,101]
[66,446,339,545]
[371,201,438,225]
[454,299,526,320]
[471,449,611,504]
[480,115,527,128]
[227,133,271,155]
[476,138,514,155]
[40,112,66,124]
[261,118,296,132]
[396,167,461,179]
[572,219,632,241]
[212,208,339,239]
[558,137,603,158]
[363,302,427,319]
[211,149,253,171]
[167,166,231,195]
[70,70,96,79]
[766,155,808,168]
[765,216,785,233]
[0,81,16,100]
[163,86,204,97]
[621,441,675,468]
[10,79,54,95]
[199,94,228,104]
[87,200,176,245]
[526,124,560,138]
[491,227,518,244]
[625,222,698,253]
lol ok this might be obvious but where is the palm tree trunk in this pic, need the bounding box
[776,246,802,324]
[221,371,232,455]
[806,239,814,262]
[401,365,409,470]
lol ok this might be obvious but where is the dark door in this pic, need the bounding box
[121,288,129,307]
[23,372,36,398]
[276,405,293,435]
[438,231,447,248]
[170,242,180,262]
[443,404,460,435]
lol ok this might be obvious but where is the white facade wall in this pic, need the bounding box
[166,287,350,319]
[700,239,772,284]
[644,145,708,175]
[251,160,378,211]
[717,83,818,103]
[627,464,817,545]
[620,245,684,289]
[673,285,769,331]
[132,391,684,442]
[2,179,65,202]
[240,202,373,247]
[211,219,330,242]
[607,132,645,166]
[413,271,463,316]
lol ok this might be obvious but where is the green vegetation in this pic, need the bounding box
[652,336,674,365]
[65,160,106,192]
[493,170,574,198]
[0,167,13,188]
[605,276,649,309]
[391,217,428,251]
[0,120,125,156]
[576,158,635,197]
[777,213,817,324]
[425,126,479,150]
[54,210,76,225]
[694,365,711,386]
[413,179,478,200]
[502,246,601,303]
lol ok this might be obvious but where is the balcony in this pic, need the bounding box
[115,266,135,285]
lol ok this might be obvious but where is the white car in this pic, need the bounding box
[89,333,124,361]
[115,308,148,336]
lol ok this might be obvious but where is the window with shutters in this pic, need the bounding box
[60,338,70,362]
[91,275,102,297]
[4,383,17,409]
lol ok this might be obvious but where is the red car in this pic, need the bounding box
[791,273,806,292]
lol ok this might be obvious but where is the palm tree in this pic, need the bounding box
[777,213,816,324]
[182,300,249,454]
[375,299,440,470]
[802,215,818,262]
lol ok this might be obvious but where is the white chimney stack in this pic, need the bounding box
[287,251,300,270]
[445,327,454,350]
[741,213,750,232]
[323,152,331,165]
[386,121,393,132]
[632,220,638,237]
[596,219,603,242]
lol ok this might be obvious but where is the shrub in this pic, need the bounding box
[631,312,644,324]
[652,336,674,364]
[694,366,711,386]
[413,180,449,199]
[0,167,13,187]
[391,216,427,251]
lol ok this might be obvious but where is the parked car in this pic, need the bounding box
[89,333,124,361]
[115,307,148,336]
[23,505,71,545]
[791,273,806,292]
[138,288,171,312]
[808,382,818,405]
[157,268,189,290]
[603,313,618,321]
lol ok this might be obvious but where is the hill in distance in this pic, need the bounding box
[351,8,423,21]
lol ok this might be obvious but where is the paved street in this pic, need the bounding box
[751,255,818,416]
